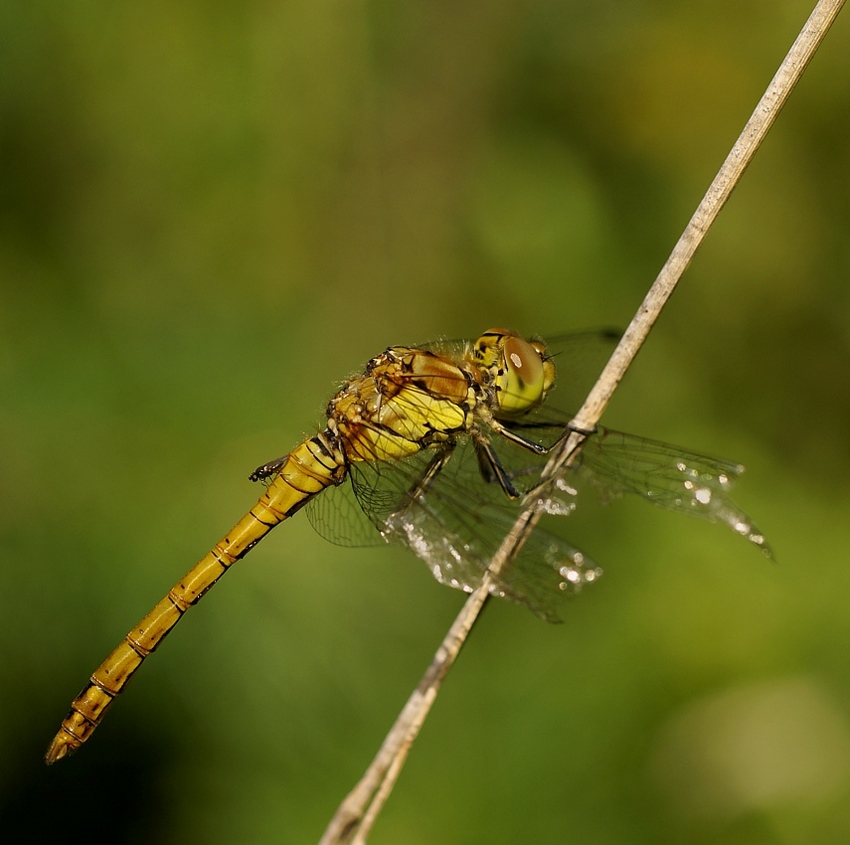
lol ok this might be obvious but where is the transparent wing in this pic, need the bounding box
[574,427,772,555]
[306,480,385,547]
[487,417,772,556]
[348,442,600,622]
[382,503,600,624]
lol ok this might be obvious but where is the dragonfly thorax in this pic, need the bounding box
[329,346,477,465]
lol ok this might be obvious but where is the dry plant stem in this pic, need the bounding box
[318,586,491,845]
[320,1,845,842]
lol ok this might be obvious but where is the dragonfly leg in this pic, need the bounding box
[406,442,456,501]
[371,442,460,530]
[489,419,549,454]
[474,437,521,499]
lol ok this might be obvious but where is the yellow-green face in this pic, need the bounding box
[473,328,555,418]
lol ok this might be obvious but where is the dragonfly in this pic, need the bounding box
[45,328,770,764]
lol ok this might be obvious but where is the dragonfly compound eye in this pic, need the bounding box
[495,335,551,417]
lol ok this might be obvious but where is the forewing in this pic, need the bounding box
[480,418,772,556]
[575,427,772,554]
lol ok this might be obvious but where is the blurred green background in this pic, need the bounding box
[3,1,850,843]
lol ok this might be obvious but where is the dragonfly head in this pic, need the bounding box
[473,328,555,418]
